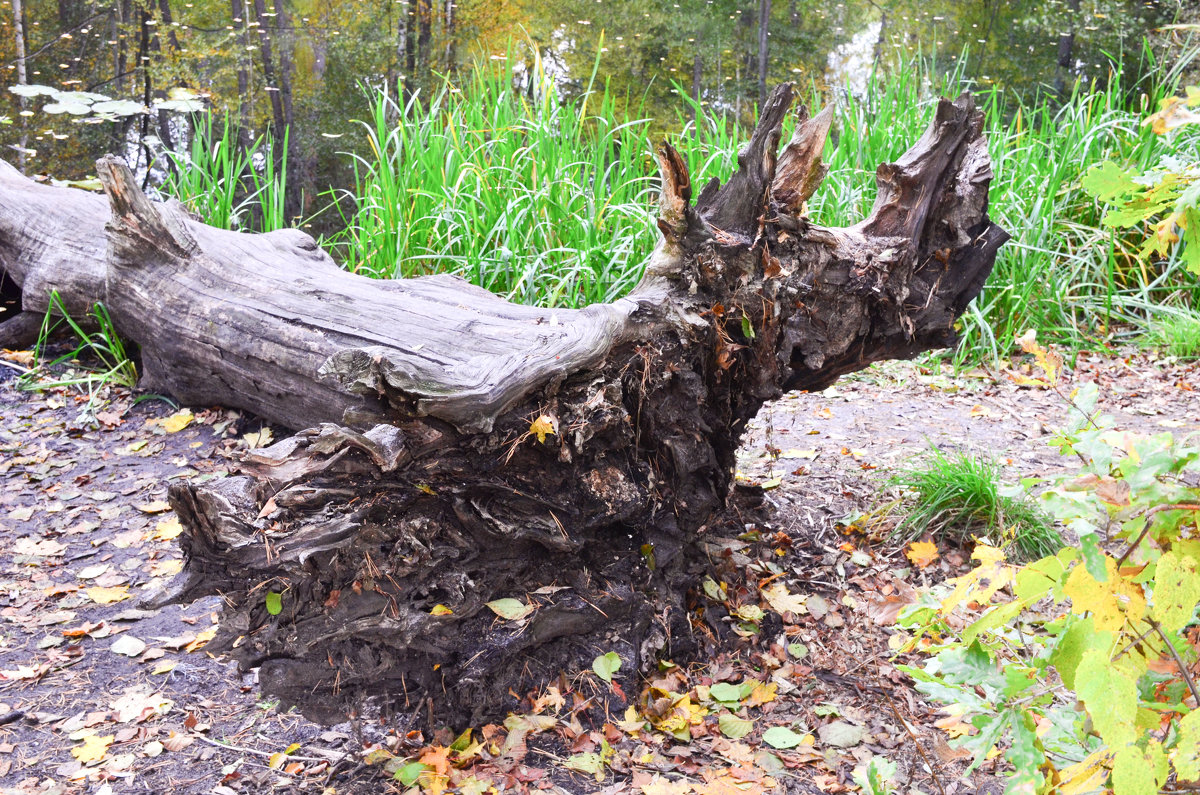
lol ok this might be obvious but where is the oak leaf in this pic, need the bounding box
[71,734,113,764]
[905,541,939,568]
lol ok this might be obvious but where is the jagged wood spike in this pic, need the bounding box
[772,104,834,215]
[695,83,795,239]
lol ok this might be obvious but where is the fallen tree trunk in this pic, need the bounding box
[0,86,1006,725]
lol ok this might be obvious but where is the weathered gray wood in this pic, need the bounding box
[0,310,41,349]
[0,85,1007,727]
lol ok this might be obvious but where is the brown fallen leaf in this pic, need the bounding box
[638,773,694,795]
[931,732,973,763]
[161,731,194,752]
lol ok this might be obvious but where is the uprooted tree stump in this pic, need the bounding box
[0,85,1006,726]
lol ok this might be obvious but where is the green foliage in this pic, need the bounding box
[592,651,622,683]
[1084,86,1200,277]
[18,291,139,423]
[1141,308,1200,359]
[158,115,290,233]
[887,446,1061,561]
[316,51,1200,356]
[853,756,897,795]
[326,52,669,307]
[20,291,138,394]
[895,380,1200,795]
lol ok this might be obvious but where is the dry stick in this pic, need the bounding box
[1146,617,1200,707]
[1111,622,1159,663]
[1114,503,1200,570]
[190,732,340,765]
[880,686,948,795]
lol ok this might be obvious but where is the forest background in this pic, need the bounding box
[1,0,1198,363]
[0,0,1179,211]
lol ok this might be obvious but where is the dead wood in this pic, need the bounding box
[0,85,1006,725]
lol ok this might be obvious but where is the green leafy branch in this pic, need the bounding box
[893,348,1199,795]
[1082,86,1200,275]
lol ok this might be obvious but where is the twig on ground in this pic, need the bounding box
[190,731,343,765]
[880,685,948,795]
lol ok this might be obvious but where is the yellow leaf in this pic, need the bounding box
[151,559,183,577]
[746,681,777,708]
[933,712,976,739]
[87,586,131,605]
[429,604,453,616]
[761,583,807,615]
[154,517,183,540]
[1152,213,1181,251]
[972,543,1007,567]
[616,705,646,733]
[185,628,216,653]
[1064,558,1148,632]
[284,742,301,754]
[161,409,194,433]
[72,734,113,764]
[268,751,287,770]
[906,541,940,568]
[530,415,556,444]
[362,749,393,765]
[485,598,534,621]
[1014,329,1061,385]
[150,660,177,675]
[243,428,273,449]
[1144,95,1200,134]
[939,543,1015,614]
[136,501,172,514]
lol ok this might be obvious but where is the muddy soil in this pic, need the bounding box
[0,350,1195,794]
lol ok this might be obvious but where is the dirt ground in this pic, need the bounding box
[0,349,1196,795]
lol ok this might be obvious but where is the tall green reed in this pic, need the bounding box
[327,51,666,307]
[159,115,290,233]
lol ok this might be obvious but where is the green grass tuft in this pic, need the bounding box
[1142,309,1200,359]
[19,291,139,422]
[887,446,1061,561]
